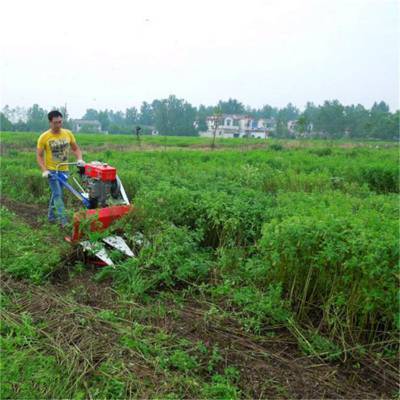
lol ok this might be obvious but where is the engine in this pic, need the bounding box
[78,161,123,209]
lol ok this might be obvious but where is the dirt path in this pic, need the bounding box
[1,196,46,228]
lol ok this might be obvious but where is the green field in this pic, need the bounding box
[1,132,398,399]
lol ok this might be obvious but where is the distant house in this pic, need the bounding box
[199,114,275,139]
[71,119,102,133]
[287,120,298,134]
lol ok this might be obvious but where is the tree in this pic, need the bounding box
[0,112,13,131]
[139,102,154,126]
[151,99,167,132]
[387,111,400,140]
[314,100,345,137]
[295,115,308,134]
[217,98,245,115]
[4,99,398,139]
[2,105,13,122]
[112,110,125,126]
[15,106,28,123]
[260,104,278,119]
[197,104,214,132]
[278,103,299,122]
[367,101,393,139]
[274,103,300,137]
[26,104,48,131]
[344,104,369,138]
[152,95,197,136]
[2,106,28,126]
[82,109,99,120]
[303,102,318,125]
[125,107,138,126]
[371,101,390,114]
[97,110,110,131]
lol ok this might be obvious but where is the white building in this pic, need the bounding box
[287,120,298,134]
[199,114,275,139]
[71,119,102,133]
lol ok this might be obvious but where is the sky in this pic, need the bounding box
[0,0,398,118]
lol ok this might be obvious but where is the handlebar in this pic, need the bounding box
[55,162,79,171]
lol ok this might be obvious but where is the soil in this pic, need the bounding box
[0,196,46,228]
[145,301,397,399]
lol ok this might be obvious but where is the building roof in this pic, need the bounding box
[206,114,253,121]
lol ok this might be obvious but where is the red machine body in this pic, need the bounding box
[72,204,132,241]
[84,164,117,181]
[63,160,134,266]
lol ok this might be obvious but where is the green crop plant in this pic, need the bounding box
[259,191,398,346]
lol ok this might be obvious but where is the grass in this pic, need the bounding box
[0,207,69,283]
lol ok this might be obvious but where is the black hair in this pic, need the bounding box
[48,110,63,121]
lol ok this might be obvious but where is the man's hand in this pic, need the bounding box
[42,170,50,178]
[77,159,85,167]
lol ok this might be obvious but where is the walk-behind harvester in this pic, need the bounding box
[54,161,134,266]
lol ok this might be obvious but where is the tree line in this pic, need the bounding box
[1,96,398,140]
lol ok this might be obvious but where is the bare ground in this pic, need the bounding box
[0,196,46,228]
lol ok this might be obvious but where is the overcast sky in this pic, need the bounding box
[1,0,398,118]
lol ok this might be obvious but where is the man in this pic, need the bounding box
[37,110,84,226]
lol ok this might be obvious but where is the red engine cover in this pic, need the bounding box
[85,164,117,181]
[72,205,132,241]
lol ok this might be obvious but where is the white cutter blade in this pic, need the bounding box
[80,240,114,266]
[102,235,134,257]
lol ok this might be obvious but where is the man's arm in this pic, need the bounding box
[71,142,83,161]
[36,148,47,172]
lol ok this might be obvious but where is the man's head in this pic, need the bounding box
[48,110,63,132]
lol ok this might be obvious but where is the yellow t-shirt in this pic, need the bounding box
[37,129,76,171]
